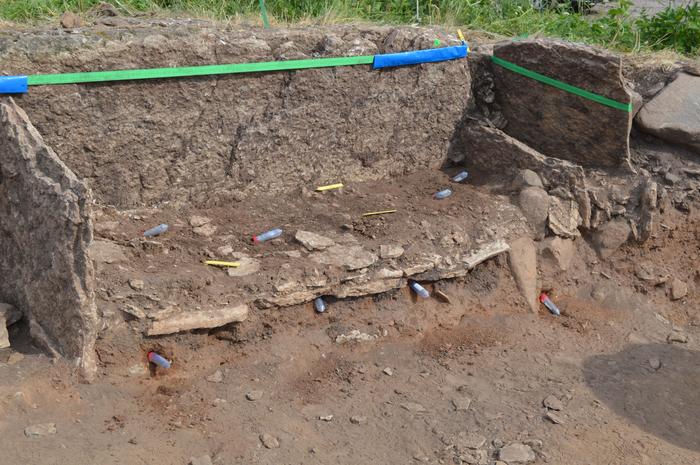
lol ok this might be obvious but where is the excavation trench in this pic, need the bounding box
[0,25,670,377]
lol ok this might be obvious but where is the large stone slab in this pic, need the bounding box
[492,39,633,168]
[0,98,97,377]
[636,73,700,153]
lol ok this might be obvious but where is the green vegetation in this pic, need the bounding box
[1,0,699,55]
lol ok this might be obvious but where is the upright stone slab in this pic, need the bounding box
[0,98,97,378]
[492,39,634,168]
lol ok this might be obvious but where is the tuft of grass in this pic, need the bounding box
[0,0,698,56]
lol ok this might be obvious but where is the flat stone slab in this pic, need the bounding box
[636,73,700,153]
[492,39,633,168]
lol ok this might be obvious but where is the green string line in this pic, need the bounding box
[259,0,270,29]
[491,55,631,113]
[27,55,375,87]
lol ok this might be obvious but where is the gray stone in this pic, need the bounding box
[0,303,22,326]
[24,423,57,438]
[667,331,688,344]
[0,99,97,378]
[311,245,378,271]
[189,455,213,465]
[539,236,575,272]
[128,279,145,291]
[543,395,563,411]
[319,415,333,421]
[147,304,248,336]
[246,390,263,401]
[379,244,404,259]
[383,367,394,376]
[350,415,367,425]
[90,240,128,264]
[664,172,682,185]
[260,433,280,449]
[545,411,564,424]
[193,223,217,237]
[498,443,536,463]
[636,73,700,153]
[512,169,544,189]
[188,215,211,227]
[457,432,487,449]
[401,402,427,413]
[216,245,234,256]
[451,397,472,411]
[649,357,661,370]
[493,39,633,168]
[518,187,550,240]
[670,278,688,300]
[509,237,538,313]
[548,196,581,238]
[206,370,224,383]
[592,218,631,259]
[226,257,261,277]
[295,230,335,251]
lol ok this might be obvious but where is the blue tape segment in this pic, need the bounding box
[0,76,29,94]
[372,45,468,69]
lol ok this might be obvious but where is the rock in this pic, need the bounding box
[493,39,634,167]
[543,395,563,411]
[670,278,688,300]
[259,433,280,449]
[0,303,22,326]
[295,230,335,251]
[193,223,217,237]
[459,449,488,465]
[664,172,682,185]
[206,370,224,383]
[649,357,661,370]
[90,240,128,264]
[7,352,24,365]
[401,402,427,413]
[545,411,564,424]
[539,236,575,272]
[319,415,333,421]
[93,1,119,16]
[147,303,248,336]
[311,245,378,271]
[226,257,261,277]
[518,187,550,240]
[0,322,9,349]
[512,169,544,190]
[188,215,211,228]
[667,331,688,344]
[189,455,213,465]
[592,218,631,259]
[636,73,700,153]
[350,415,367,425]
[216,245,234,256]
[457,432,487,449]
[383,367,394,376]
[498,443,536,463]
[335,330,377,344]
[24,423,57,438]
[509,237,538,313]
[121,304,146,319]
[434,289,452,304]
[379,244,404,259]
[128,279,145,291]
[127,364,148,377]
[463,240,510,269]
[548,196,581,238]
[1,100,98,378]
[60,11,83,29]
[451,397,472,411]
[246,390,263,401]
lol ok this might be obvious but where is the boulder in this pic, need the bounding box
[548,196,581,238]
[512,169,544,190]
[539,236,575,272]
[519,187,550,240]
[509,237,538,313]
[592,218,631,259]
[492,39,634,168]
[636,73,700,153]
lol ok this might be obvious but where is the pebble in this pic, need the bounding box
[498,443,536,463]
[319,415,333,421]
[350,415,367,425]
[246,390,263,401]
[260,433,280,449]
[451,397,472,411]
[670,278,688,300]
[543,395,563,411]
[667,331,689,344]
[24,423,57,438]
[189,455,213,465]
[457,432,487,449]
[648,357,661,370]
[545,411,564,424]
[434,289,452,303]
[206,370,224,383]
[383,367,394,376]
[401,402,427,413]
[128,279,145,291]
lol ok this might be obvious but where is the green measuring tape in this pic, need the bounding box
[491,55,631,113]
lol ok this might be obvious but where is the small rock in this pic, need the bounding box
[545,411,564,424]
[128,279,145,291]
[434,289,452,304]
[206,370,224,383]
[127,364,148,377]
[518,187,550,240]
[523,439,543,449]
[498,443,536,463]
[0,303,22,326]
[350,415,367,425]
[24,423,57,438]
[188,216,211,228]
[664,172,681,185]
[335,330,377,344]
[216,245,234,256]
[592,218,631,259]
[295,230,335,251]
[543,395,563,411]
[193,224,217,237]
[401,402,427,413]
[246,390,263,401]
[189,455,213,465]
[260,433,280,449]
[539,236,575,272]
[509,237,538,313]
[379,244,404,259]
[89,240,128,264]
[383,367,394,376]
[311,245,378,271]
[648,357,661,370]
[457,432,487,449]
[548,196,581,238]
[0,323,10,349]
[60,11,83,29]
[670,278,688,300]
[319,415,333,421]
[226,257,261,277]
[512,169,543,190]
[667,331,688,344]
[451,397,472,411]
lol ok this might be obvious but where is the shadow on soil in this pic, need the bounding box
[583,343,700,452]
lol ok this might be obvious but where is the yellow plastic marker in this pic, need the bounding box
[204,260,240,268]
[457,29,465,43]
[362,209,397,217]
[316,183,344,192]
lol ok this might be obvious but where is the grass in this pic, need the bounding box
[0,0,698,56]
